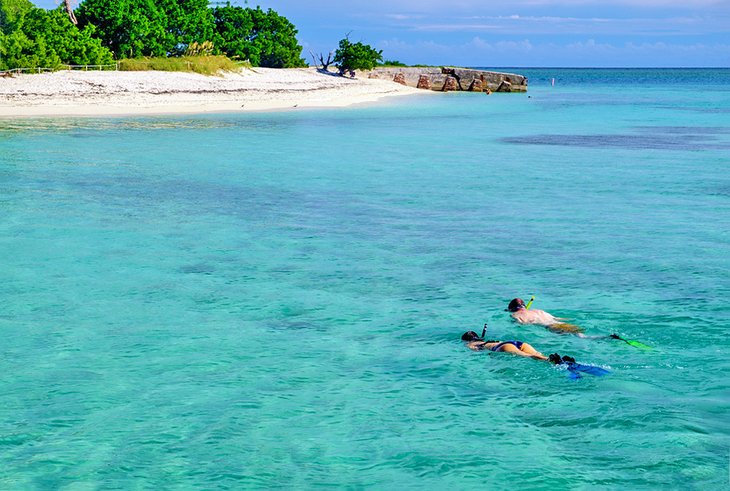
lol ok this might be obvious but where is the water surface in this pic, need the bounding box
[1,68,729,489]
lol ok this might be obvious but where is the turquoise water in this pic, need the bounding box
[1,69,729,488]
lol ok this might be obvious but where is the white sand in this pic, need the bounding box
[0,67,425,117]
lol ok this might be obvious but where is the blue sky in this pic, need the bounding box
[36,0,730,67]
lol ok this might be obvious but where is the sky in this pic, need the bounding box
[36,0,730,67]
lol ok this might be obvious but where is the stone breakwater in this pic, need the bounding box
[365,66,528,93]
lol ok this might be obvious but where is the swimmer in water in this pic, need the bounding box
[461,330,575,365]
[506,297,585,336]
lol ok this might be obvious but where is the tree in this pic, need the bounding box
[0,30,39,70]
[309,49,333,71]
[211,4,252,60]
[25,7,114,65]
[156,0,215,56]
[1,0,33,32]
[2,0,307,68]
[332,35,382,75]
[212,4,305,68]
[77,0,172,58]
[78,0,217,58]
[246,7,305,68]
[1,0,35,69]
[0,3,113,70]
[63,0,76,25]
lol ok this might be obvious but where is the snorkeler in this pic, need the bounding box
[506,297,585,335]
[461,327,610,377]
[461,328,573,364]
[506,297,652,349]
[461,329,551,360]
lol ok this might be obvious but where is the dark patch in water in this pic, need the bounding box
[179,263,216,274]
[707,184,730,198]
[671,106,730,114]
[633,126,730,136]
[502,127,730,151]
[267,319,324,332]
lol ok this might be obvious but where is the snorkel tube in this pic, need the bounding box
[525,296,535,309]
[480,323,487,340]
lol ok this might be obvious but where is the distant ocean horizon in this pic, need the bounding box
[481,66,730,85]
[483,66,730,68]
[1,68,728,488]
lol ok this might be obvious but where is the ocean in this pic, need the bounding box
[1,68,729,489]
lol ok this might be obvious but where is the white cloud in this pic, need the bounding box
[384,13,425,21]
[468,37,534,52]
[382,12,728,37]
[412,24,505,32]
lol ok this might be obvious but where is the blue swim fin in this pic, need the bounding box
[566,370,582,380]
[565,361,611,377]
[549,353,611,378]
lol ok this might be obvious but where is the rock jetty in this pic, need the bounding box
[366,66,527,93]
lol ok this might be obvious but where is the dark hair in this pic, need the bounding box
[507,298,526,312]
[461,331,480,341]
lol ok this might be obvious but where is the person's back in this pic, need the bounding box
[511,307,559,325]
[507,298,583,335]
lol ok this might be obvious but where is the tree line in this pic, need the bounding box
[0,0,310,70]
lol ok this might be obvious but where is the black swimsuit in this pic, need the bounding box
[489,341,525,352]
[474,340,524,351]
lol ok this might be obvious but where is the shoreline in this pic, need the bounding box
[0,67,426,118]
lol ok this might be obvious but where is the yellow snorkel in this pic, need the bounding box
[525,296,535,309]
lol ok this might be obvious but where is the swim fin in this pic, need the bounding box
[564,361,611,377]
[610,333,652,350]
[549,353,610,377]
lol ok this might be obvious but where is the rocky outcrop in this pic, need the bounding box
[364,66,527,93]
[393,73,407,85]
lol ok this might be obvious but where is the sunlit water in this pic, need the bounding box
[1,69,728,488]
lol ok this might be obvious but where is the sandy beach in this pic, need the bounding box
[0,67,424,117]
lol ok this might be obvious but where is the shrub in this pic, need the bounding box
[333,36,382,75]
[118,55,238,75]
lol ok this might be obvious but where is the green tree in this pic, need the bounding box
[247,7,305,68]
[77,0,217,58]
[77,0,171,58]
[0,0,33,32]
[212,4,305,68]
[25,8,114,65]
[156,0,215,56]
[333,35,383,75]
[211,4,253,60]
[1,3,113,70]
[0,30,38,69]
